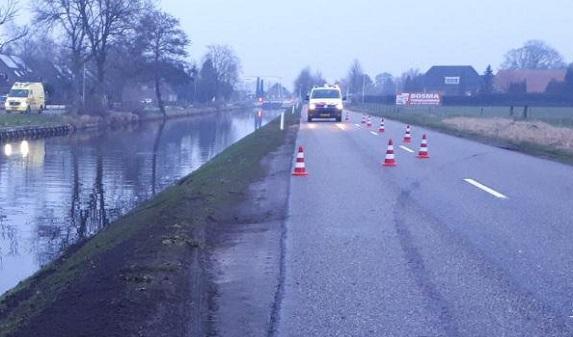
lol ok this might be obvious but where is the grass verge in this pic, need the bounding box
[0,113,66,128]
[0,110,300,337]
[352,104,573,165]
[0,106,236,131]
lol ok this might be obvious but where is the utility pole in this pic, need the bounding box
[362,75,366,104]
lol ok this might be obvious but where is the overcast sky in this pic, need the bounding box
[159,0,572,86]
[18,0,573,87]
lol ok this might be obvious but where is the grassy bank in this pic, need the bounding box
[352,103,573,165]
[0,113,66,128]
[0,105,245,131]
[0,110,299,337]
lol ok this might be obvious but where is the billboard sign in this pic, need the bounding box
[396,93,441,105]
[396,93,410,105]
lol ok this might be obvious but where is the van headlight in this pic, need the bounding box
[309,103,316,111]
[336,103,344,110]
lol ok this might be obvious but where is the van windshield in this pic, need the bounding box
[311,89,340,99]
[9,89,29,98]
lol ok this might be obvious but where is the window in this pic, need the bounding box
[311,89,341,99]
[8,89,29,98]
[444,76,460,85]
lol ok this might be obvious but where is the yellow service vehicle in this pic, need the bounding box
[4,82,46,114]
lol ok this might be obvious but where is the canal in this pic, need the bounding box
[0,108,280,295]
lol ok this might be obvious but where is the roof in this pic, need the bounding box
[495,69,566,93]
[424,66,482,85]
[423,66,482,94]
[425,65,480,77]
[0,54,33,80]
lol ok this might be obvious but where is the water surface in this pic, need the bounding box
[0,108,279,295]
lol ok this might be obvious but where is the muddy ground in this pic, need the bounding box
[206,129,296,336]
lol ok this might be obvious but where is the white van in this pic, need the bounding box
[306,85,345,122]
[4,82,46,114]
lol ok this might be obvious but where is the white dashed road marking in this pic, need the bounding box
[464,178,508,199]
[399,145,415,153]
[370,131,378,136]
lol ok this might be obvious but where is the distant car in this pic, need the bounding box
[306,85,345,122]
[140,98,153,104]
[0,95,6,110]
[4,82,46,114]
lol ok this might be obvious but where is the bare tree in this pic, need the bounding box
[501,40,566,70]
[293,67,327,99]
[294,67,313,98]
[34,0,89,112]
[0,0,17,26]
[374,72,396,95]
[396,68,423,92]
[347,59,366,95]
[137,10,189,118]
[78,0,143,114]
[0,0,27,52]
[205,44,240,101]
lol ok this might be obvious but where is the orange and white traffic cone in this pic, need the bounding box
[378,118,385,133]
[361,114,366,124]
[292,146,309,176]
[366,116,372,128]
[417,134,430,159]
[403,125,412,144]
[383,139,397,167]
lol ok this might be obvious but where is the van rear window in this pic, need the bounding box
[311,89,341,99]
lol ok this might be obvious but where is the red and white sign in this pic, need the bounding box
[396,93,441,106]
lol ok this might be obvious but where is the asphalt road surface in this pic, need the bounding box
[274,108,573,337]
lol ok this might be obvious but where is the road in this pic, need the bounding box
[274,109,573,336]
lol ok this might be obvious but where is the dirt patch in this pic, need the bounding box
[443,117,573,154]
[205,124,297,336]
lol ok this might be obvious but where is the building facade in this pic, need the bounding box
[423,66,482,96]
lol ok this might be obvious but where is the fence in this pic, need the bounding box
[353,103,573,127]
[363,94,573,107]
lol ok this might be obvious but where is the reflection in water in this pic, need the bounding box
[20,141,29,157]
[255,110,263,129]
[0,109,280,294]
[151,121,166,196]
[3,144,12,157]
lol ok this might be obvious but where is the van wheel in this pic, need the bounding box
[25,107,31,114]
[38,106,44,114]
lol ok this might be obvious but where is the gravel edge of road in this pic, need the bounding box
[0,110,300,337]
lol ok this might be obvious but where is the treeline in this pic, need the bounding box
[0,0,241,117]
[293,40,573,101]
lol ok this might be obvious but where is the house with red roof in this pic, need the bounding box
[494,69,566,94]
